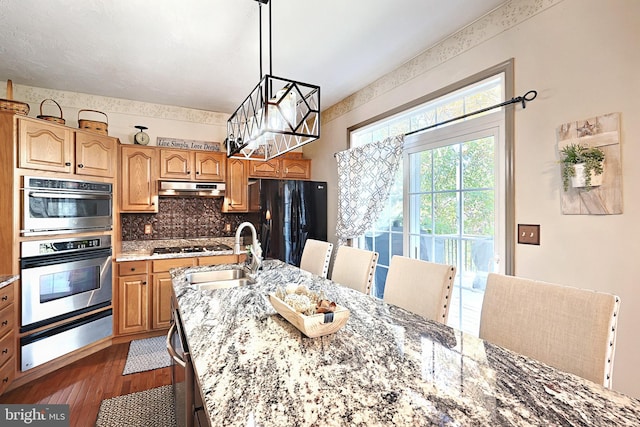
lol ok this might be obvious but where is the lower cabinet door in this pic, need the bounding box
[152,274,173,330]
[118,275,149,334]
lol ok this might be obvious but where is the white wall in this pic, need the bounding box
[305,0,640,398]
[3,82,229,146]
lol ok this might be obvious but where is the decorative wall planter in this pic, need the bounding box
[570,163,604,189]
[556,112,622,215]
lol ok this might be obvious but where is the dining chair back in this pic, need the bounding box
[331,245,378,294]
[479,273,620,388]
[382,256,456,323]
[299,239,334,278]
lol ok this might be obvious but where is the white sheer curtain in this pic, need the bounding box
[335,135,404,245]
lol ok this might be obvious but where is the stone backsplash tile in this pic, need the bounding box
[121,197,259,241]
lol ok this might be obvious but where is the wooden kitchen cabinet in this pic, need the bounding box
[118,273,149,335]
[120,145,158,212]
[0,282,16,396]
[117,260,150,335]
[151,258,196,330]
[117,258,196,335]
[74,131,117,178]
[223,157,249,212]
[281,158,311,180]
[248,158,279,178]
[18,117,116,177]
[18,117,73,173]
[160,149,226,182]
[248,156,311,180]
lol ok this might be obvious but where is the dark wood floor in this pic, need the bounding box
[0,341,172,427]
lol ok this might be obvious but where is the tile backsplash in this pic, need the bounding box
[121,197,259,241]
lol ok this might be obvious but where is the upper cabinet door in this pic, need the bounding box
[248,158,280,178]
[223,158,248,212]
[75,132,116,178]
[195,151,226,182]
[160,149,192,179]
[18,118,73,173]
[281,158,311,180]
[121,145,158,212]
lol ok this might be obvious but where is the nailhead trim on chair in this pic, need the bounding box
[603,296,620,388]
[440,267,455,321]
[321,243,334,278]
[365,252,379,295]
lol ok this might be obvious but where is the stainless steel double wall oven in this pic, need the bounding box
[19,176,114,371]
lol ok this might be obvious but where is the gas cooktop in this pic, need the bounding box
[152,243,232,255]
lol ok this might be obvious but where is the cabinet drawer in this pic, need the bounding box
[0,306,14,341]
[0,356,16,395]
[152,258,196,273]
[0,284,14,312]
[118,261,148,276]
[0,331,14,367]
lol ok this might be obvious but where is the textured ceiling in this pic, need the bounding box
[0,0,507,113]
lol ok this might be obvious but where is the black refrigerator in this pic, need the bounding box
[258,179,328,267]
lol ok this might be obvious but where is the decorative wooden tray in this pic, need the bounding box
[269,294,350,338]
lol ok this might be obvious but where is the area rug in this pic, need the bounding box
[95,385,177,427]
[122,336,172,375]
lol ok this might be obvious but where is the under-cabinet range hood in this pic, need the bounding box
[158,181,225,197]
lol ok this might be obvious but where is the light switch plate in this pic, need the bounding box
[518,224,540,245]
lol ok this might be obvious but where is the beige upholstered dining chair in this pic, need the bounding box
[479,273,620,388]
[330,245,379,294]
[382,256,456,324]
[299,239,334,278]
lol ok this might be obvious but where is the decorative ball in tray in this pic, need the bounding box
[269,284,349,338]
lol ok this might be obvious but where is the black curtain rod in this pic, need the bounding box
[334,90,538,157]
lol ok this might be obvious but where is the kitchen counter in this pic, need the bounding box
[115,249,235,262]
[0,275,18,289]
[171,260,640,426]
[115,237,236,262]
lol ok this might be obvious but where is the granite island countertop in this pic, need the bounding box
[0,275,18,290]
[171,259,640,427]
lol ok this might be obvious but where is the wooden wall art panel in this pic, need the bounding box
[557,112,622,215]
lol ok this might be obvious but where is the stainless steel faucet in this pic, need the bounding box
[234,222,262,274]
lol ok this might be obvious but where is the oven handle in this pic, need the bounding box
[29,192,112,200]
[167,322,187,368]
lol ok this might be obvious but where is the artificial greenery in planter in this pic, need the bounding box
[559,143,605,191]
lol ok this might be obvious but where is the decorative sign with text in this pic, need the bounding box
[156,137,222,152]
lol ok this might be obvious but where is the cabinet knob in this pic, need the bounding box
[130,267,136,271]
[1,320,7,326]
[196,171,200,175]
[65,162,72,166]
[2,348,7,354]
[78,163,84,168]
[1,295,7,301]
[187,171,191,174]
[2,377,7,383]
[142,281,147,285]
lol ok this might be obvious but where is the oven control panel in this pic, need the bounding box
[24,176,112,193]
[21,235,112,258]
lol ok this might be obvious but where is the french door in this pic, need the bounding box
[404,117,504,335]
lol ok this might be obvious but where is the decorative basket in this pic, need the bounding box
[269,293,350,338]
[78,109,108,135]
[37,99,65,125]
[0,80,30,116]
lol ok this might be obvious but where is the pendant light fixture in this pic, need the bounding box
[226,0,321,161]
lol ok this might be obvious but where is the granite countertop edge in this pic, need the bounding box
[115,250,235,262]
[0,275,19,289]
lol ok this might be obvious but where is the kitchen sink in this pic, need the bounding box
[188,269,255,290]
